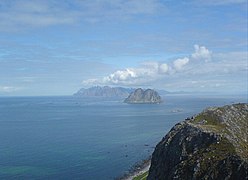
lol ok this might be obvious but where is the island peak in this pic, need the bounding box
[124,88,162,104]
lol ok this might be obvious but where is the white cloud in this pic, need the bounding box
[0,86,20,93]
[0,0,78,30]
[188,51,247,75]
[191,44,212,62]
[18,77,35,83]
[82,45,247,92]
[159,63,169,73]
[104,68,137,83]
[83,45,211,86]
[173,57,189,71]
[83,61,161,86]
[195,0,247,6]
[0,0,165,31]
[142,61,159,70]
[85,64,158,86]
[82,78,98,85]
[75,0,165,16]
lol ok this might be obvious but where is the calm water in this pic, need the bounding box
[0,95,245,179]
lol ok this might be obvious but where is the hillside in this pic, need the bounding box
[147,103,248,180]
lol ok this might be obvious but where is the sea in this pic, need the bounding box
[0,94,246,179]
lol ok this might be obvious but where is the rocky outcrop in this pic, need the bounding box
[148,103,248,180]
[74,86,133,98]
[124,88,162,104]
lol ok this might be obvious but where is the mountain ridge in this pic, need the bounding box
[73,86,193,98]
[147,103,248,180]
[73,86,134,98]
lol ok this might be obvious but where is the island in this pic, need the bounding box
[73,86,134,98]
[124,88,162,104]
[147,103,248,180]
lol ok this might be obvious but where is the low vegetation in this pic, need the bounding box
[148,103,248,180]
[133,171,148,180]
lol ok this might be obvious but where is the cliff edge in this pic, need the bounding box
[148,103,248,180]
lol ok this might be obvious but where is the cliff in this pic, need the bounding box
[124,88,162,104]
[148,103,248,180]
[74,86,133,98]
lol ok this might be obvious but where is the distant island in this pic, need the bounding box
[73,86,192,99]
[73,86,134,98]
[146,103,248,179]
[124,88,162,104]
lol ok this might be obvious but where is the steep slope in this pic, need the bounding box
[124,88,162,104]
[148,103,248,180]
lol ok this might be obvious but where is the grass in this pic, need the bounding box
[191,113,227,133]
[133,171,148,180]
[191,108,248,160]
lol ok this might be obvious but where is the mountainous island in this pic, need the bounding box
[73,86,189,100]
[124,88,162,104]
[147,103,248,180]
[73,86,134,98]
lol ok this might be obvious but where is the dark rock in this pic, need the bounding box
[148,103,248,180]
[124,88,162,104]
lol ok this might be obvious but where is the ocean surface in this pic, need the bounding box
[0,95,246,179]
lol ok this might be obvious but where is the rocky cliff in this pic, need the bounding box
[74,86,133,98]
[148,103,248,180]
[124,88,162,104]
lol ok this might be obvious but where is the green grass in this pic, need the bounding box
[191,113,227,133]
[193,114,219,126]
[192,109,248,160]
[133,171,148,180]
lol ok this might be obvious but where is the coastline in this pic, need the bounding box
[125,162,150,180]
[116,158,151,180]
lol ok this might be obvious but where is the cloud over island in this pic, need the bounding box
[82,44,247,93]
[83,44,212,86]
[0,0,246,95]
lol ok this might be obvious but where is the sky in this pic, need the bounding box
[0,0,247,96]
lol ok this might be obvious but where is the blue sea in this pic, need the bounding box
[0,95,246,179]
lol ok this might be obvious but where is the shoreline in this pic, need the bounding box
[116,158,151,180]
[124,162,150,180]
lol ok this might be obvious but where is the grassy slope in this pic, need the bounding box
[190,104,248,160]
[137,104,248,179]
[133,171,148,180]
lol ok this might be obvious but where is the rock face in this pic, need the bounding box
[74,86,133,98]
[148,103,248,180]
[124,88,162,104]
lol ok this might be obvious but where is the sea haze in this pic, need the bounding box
[0,95,245,179]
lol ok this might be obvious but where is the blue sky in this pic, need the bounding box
[0,0,247,96]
